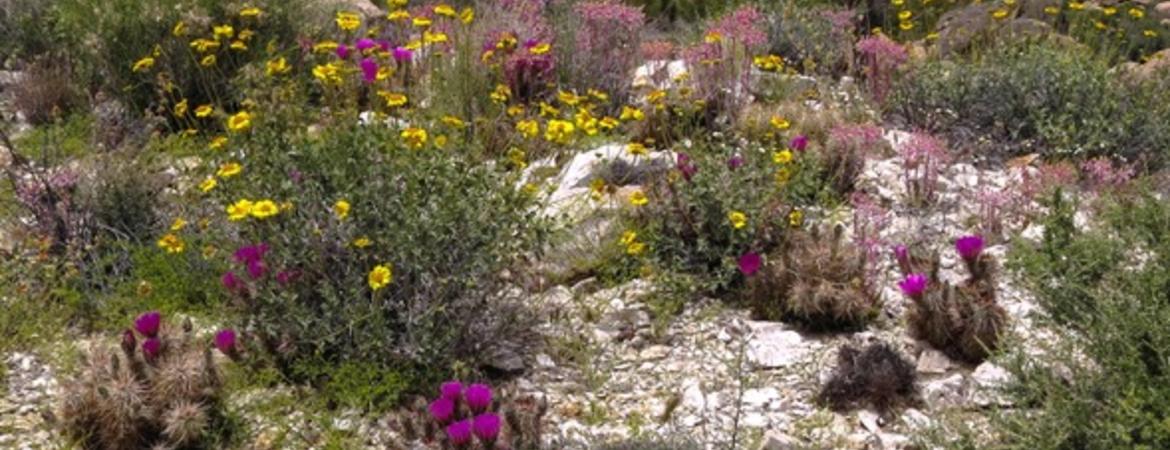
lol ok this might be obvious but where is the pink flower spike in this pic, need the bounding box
[472,413,501,443]
[440,381,464,401]
[445,419,473,446]
[465,383,492,413]
[429,398,455,425]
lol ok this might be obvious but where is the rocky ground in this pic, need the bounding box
[0,64,1063,449]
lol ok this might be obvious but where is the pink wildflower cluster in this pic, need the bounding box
[640,40,675,61]
[855,35,908,104]
[901,132,951,206]
[1080,157,1135,193]
[851,192,891,286]
[828,124,885,157]
[976,187,1014,238]
[572,1,645,101]
[428,381,502,448]
[705,5,768,49]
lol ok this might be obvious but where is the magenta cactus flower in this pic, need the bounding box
[893,244,910,274]
[378,40,392,52]
[214,329,237,355]
[790,134,808,152]
[445,419,473,447]
[898,273,928,300]
[233,243,269,265]
[429,398,455,425]
[955,235,984,263]
[355,38,376,52]
[440,380,464,401]
[738,252,762,276]
[222,271,243,292]
[393,46,413,63]
[472,413,501,443]
[142,337,162,362]
[360,58,378,84]
[336,43,350,59]
[246,259,267,279]
[134,311,161,337]
[465,383,492,413]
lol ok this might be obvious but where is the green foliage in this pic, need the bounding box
[624,0,744,24]
[1000,187,1170,448]
[207,123,549,398]
[887,41,1170,165]
[762,1,855,76]
[312,361,409,412]
[628,140,820,293]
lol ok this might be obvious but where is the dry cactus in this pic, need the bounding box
[59,312,229,449]
[897,235,1008,364]
[817,342,919,413]
[750,224,881,331]
[389,381,548,450]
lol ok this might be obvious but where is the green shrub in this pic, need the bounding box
[626,139,824,293]
[1000,186,1170,448]
[202,123,549,400]
[887,40,1170,165]
[762,1,855,76]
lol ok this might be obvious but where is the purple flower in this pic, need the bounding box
[472,413,501,443]
[378,40,392,52]
[393,47,413,63]
[222,271,243,292]
[355,38,376,52]
[677,153,697,181]
[246,259,267,279]
[440,380,464,401]
[465,383,492,413]
[955,235,984,263]
[727,155,744,170]
[121,329,137,354]
[445,419,473,446]
[360,58,378,84]
[898,273,928,299]
[790,134,808,152]
[336,43,350,59]
[738,252,762,276]
[134,311,161,337]
[233,243,269,265]
[429,398,455,425]
[523,38,539,49]
[142,337,161,362]
[214,329,237,355]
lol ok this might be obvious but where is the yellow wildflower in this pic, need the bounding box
[227,111,252,132]
[173,21,188,37]
[132,57,155,73]
[401,127,428,149]
[1129,7,1144,18]
[442,115,466,128]
[227,199,254,221]
[413,17,433,27]
[266,57,290,76]
[353,237,372,248]
[769,116,790,130]
[704,31,723,43]
[539,102,560,117]
[190,38,220,53]
[628,190,648,206]
[170,218,188,232]
[209,135,228,150]
[506,147,527,169]
[174,99,188,117]
[424,31,448,44]
[490,84,511,103]
[250,200,279,219]
[599,116,620,130]
[368,264,393,290]
[531,43,551,55]
[1068,1,1084,10]
[516,120,540,139]
[588,89,609,102]
[388,9,410,21]
[788,209,804,227]
[992,8,1009,19]
[626,241,646,256]
[728,211,747,229]
[558,90,581,106]
[230,40,247,51]
[313,40,340,53]
[627,142,648,156]
[544,120,575,144]
[773,149,793,164]
[1044,5,1060,15]
[213,24,234,39]
[313,63,343,85]
[157,234,185,254]
[199,177,218,193]
[620,230,638,246]
[334,199,351,219]
[434,4,456,17]
[620,106,645,121]
[200,55,217,67]
[507,105,525,117]
[217,162,242,178]
[240,7,262,17]
[336,11,362,31]
[379,91,409,107]
[460,7,474,24]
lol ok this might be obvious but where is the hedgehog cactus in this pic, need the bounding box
[392,381,548,450]
[749,224,882,331]
[897,237,1007,363]
[59,312,230,449]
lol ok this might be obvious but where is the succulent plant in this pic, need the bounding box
[897,236,1008,363]
[817,342,919,413]
[390,380,548,450]
[749,224,881,331]
[59,312,231,449]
